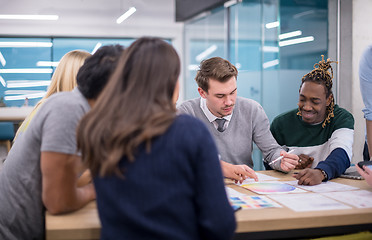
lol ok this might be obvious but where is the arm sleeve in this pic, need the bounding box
[41,102,84,155]
[360,45,372,121]
[316,148,350,180]
[194,123,236,240]
[251,104,283,170]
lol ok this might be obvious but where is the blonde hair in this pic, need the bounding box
[15,50,91,139]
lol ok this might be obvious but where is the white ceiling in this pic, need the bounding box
[0,0,182,38]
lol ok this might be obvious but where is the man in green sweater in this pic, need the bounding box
[270,56,354,185]
[178,57,299,183]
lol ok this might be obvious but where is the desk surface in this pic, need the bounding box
[0,107,33,121]
[45,171,372,240]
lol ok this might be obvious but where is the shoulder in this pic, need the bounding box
[271,108,298,129]
[235,97,265,114]
[177,98,200,115]
[332,105,354,129]
[273,108,298,122]
[39,90,89,121]
[236,97,261,108]
[174,114,206,130]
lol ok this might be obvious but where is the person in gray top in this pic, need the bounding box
[178,57,299,183]
[0,44,124,240]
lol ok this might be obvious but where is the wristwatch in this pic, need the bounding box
[316,168,328,181]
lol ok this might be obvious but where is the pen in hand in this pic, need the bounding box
[269,149,295,166]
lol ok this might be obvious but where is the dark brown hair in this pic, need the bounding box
[195,57,238,92]
[298,55,337,128]
[77,37,180,177]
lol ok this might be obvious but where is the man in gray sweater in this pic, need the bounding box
[178,57,299,182]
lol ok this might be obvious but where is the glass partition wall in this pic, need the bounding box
[183,0,330,170]
[0,38,136,107]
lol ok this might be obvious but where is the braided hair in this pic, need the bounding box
[297,55,338,128]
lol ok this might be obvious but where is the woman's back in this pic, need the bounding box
[94,114,235,240]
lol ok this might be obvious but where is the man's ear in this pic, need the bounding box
[198,87,207,99]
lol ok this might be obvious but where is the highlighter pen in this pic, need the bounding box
[268,149,295,166]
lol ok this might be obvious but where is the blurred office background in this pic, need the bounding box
[0,0,371,169]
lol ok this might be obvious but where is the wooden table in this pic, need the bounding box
[45,171,372,240]
[0,106,33,122]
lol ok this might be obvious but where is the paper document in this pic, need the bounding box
[322,190,372,208]
[284,180,358,193]
[225,186,246,198]
[237,172,279,185]
[268,193,352,212]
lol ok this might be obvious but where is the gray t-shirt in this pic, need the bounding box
[178,97,284,169]
[0,88,90,240]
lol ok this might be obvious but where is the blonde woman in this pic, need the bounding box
[15,50,91,139]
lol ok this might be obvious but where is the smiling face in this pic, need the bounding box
[298,81,332,124]
[198,76,237,118]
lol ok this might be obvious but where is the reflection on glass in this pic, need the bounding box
[184,7,226,100]
[0,38,136,107]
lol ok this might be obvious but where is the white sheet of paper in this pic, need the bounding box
[225,186,246,198]
[322,190,372,208]
[268,193,352,212]
[237,172,279,185]
[283,180,359,192]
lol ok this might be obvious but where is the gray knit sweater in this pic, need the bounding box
[178,97,284,170]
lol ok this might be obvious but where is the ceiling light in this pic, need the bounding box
[91,43,102,54]
[279,36,314,47]
[0,76,6,87]
[5,90,46,95]
[0,69,53,74]
[262,46,279,52]
[265,21,279,29]
[293,10,315,19]
[116,7,136,24]
[224,0,239,8]
[188,65,199,71]
[0,14,58,20]
[36,61,59,67]
[0,51,6,66]
[0,42,52,48]
[279,30,302,40]
[4,92,46,101]
[6,80,51,88]
[263,59,279,69]
[195,45,217,62]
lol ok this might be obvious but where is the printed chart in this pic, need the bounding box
[230,196,282,209]
[241,181,307,195]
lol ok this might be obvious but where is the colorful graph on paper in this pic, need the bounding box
[241,181,307,195]
[229,196,282,209]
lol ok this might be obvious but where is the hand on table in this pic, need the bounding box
[293,168,324,186]
[356,164,372,187]
[220,160,258,184]
[280,150,299,171]
[77,169,93,187]
[295,154,314,169]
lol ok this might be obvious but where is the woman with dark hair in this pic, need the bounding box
[270,55,354,185]
[77,37,236,240]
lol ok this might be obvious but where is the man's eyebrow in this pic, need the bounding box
[299,94,321,101]
[230,88,237,94]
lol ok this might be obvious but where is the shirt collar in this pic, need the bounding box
[200,97,232,123]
